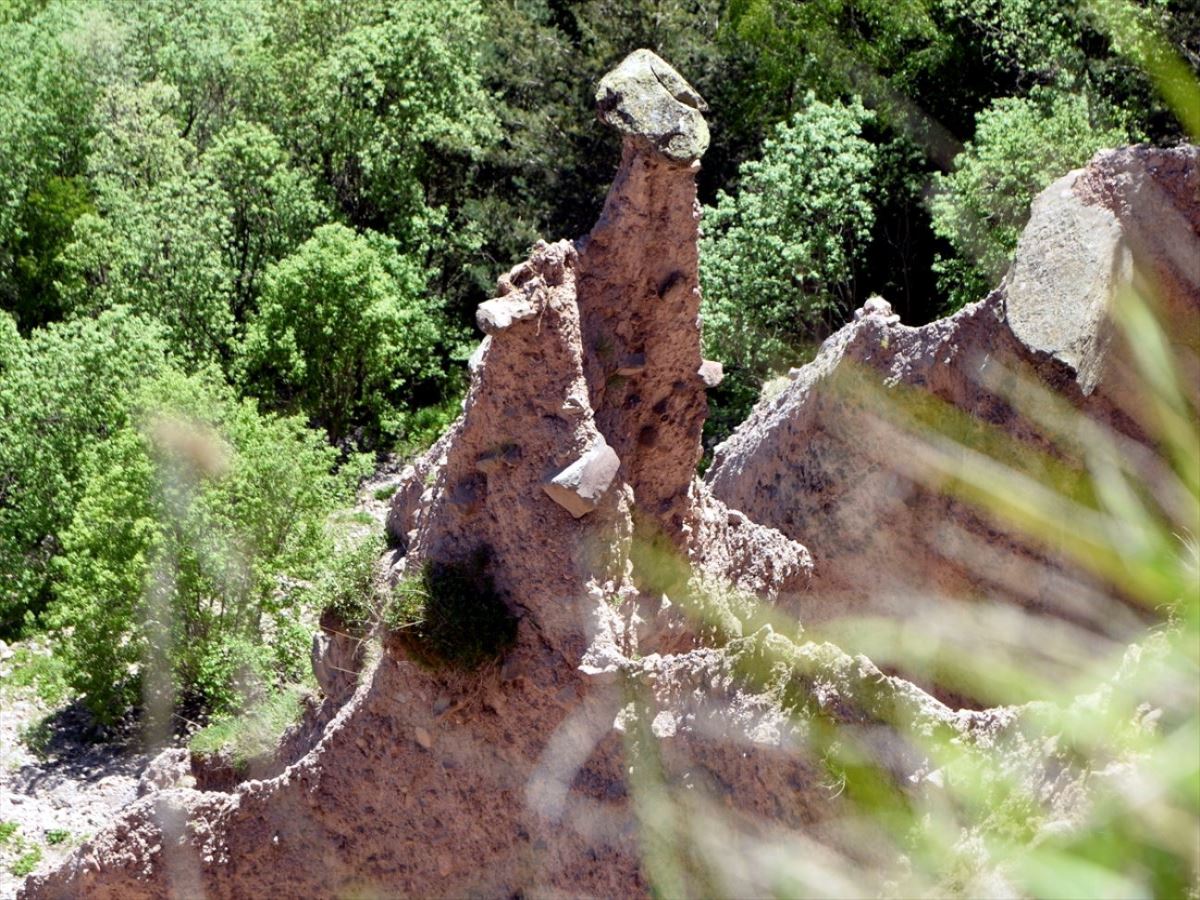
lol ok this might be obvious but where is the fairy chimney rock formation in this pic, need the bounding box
[390,48,809,623]
[23,51,816,900]
[577,51,713,540]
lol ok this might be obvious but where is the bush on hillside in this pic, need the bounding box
[46,369,353,723]
[930,89,1130,308]
[387,549,517,671]
[0,309,172,634]
[699,96,875,446]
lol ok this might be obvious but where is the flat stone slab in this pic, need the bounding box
[698,359,724,388]
[542,440,621,518]
[1004,170,1129,395]
[477,296,540,335]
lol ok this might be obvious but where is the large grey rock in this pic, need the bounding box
[854,295,900,325]
[1005,145,1200,400]
[595,49,709,163]
[1004,170,1130,395]
[542,440,621,518]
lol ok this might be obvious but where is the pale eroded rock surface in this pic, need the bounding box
[707,145,1199,629]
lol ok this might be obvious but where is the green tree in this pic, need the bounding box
[0,309,171,633]
[6,176,94,330]
[200,122,323,319]
[723,0,955,127]
[58,81,235,365]
[701,97,876,377]
[122,0,271,150]
[242,224,443,444]
[930,89,1130,307]
[303,0,498,234]
[942,0,1193,140]
[47,369,350,722]
[0,1,115,330]
[0,310,18,372]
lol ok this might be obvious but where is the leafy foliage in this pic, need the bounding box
[58,81,235,365]
[701,97,876,376]
[46,370,350,722]
[200,122,322,319]
[0,310,172,633]
[189,683,311,770]
[0,2,104,331]
[699,97,875,440]
[305,533,386,639]
[242,224,444,444]
[122,0,271,151]
[306,0,498,233]
[4,176,93,331]
[931,89,1131,307]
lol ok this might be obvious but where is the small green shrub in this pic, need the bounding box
[10,845,41,876]
[43,829,69,846]
[387,550,517,670]
[304,535,386,638]
[0,645,70,707]
[390,380,465,461]
[373,485,398,502]
[189,683,310,770]
[0,822,16,844]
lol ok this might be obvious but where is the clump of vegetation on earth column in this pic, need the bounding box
[387,549,517,671]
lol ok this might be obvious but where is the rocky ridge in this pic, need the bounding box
[22,49,823,900]
[707,144,1199,629]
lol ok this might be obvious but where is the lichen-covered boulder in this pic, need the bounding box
[595,49,709,163]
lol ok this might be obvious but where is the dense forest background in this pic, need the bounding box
[0,0,1195,727]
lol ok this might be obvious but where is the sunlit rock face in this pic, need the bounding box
[388,48,810,654]
[706,145,1199,629]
